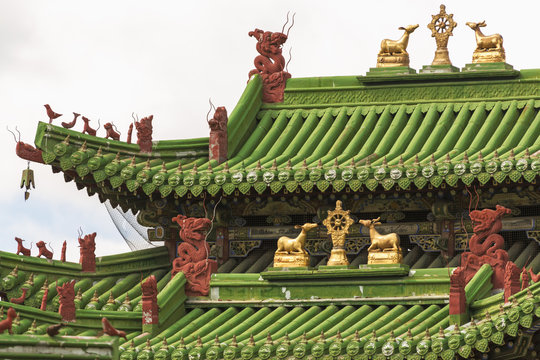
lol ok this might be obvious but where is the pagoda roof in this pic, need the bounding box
[2,248,540,359]
[25,69,540,205]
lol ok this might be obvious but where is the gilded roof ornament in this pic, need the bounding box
[376,24,419,68]
[427,4,457,65]
[466,20,505,63]
[323,200,355,266]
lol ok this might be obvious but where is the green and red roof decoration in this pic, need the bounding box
[17,68,540,206]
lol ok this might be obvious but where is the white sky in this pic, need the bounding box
[0,1,538,262]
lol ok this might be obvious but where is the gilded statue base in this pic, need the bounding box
[431,49,452,66]
[327,249,349,266]
[472,50,506,64]
[376,54,410,68]
[273,253,310,268]
[368,250,402,265]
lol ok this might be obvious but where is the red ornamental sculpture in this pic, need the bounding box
[461,205,511,288]
[504,261,521,303]
[36,241,53,259]
[57,280,76,322]
[79,232,96,273]
[208,107,228,164]
[248,16,294,103]
[15,237,31,256]
[135,115,153,153]
[171,215,216,296]
[449,267,466,316]
[0,307,17,334]
[141,275,159,325]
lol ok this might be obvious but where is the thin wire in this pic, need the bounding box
[204,195,223,263]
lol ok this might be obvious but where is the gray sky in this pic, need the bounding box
[0,1,538,262]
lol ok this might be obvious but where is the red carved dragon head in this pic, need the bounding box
[171,215,212,243]
[469,205,511,234]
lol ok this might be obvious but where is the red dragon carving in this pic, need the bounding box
[57,280,76,322]
[248,16,294,103]
[461,205,511,288]
[135,115,153,153]
[171,215,216,296]
[15,142,44,164]
[79,232,96,273]
[504,261,521,302]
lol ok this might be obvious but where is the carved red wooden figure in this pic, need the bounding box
[460,205,511,288]
[14,237,31,256]
[36,241,53,259]
[104,122,121,141]
[0,307,17,334]
[101,317,127,340]
[10,288,28,305]
[57,280,76,322]
[141,275,159,325]
[61,112,80,129]
[60,240,67,262]
[134,115,153,153]
[171,214,216,296]
[208,107,228,164]
[82,116,99,136]
[44,104,62,123]
[247,14,294,103]
[79,232,97,272]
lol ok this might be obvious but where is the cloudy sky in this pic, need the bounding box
[0,1,538,262]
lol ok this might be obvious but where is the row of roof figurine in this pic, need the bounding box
[377,5,506,67]
[44,103,154,152]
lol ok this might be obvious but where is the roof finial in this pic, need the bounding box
[271,159,278,170]
[286,159,292,170]
[144,159,151,170]
[414,154,420,166]
[107,291,115,304]
[223,162,230,172]
[266,332,273,345]
[214,335,220,345]
[463,152,469,163]
[365,157,371,167]
[302,159,308,169]
[424,328,431,339]
[96,146,102,156]
[510,148,515,160]
[197,335,203,347]
[79,141,87,151]
[398,156,404,167]
[177,162,183,173]
[354,330,360,341]
[191,163,198,174]
[317,159,323,169]
[477,151,483,162]
[382,156,388,167]
[249,334,255,346]
[350,158,356,168]
[207,162,213,173]
[114,152,121,161]
[256,160,262,171]
[445,153,451,163]
[525,148,531,159]
[334,158,339,168]
[231,335,238,347]
[161,162,167,172]
[130,156,136,166]
[430,154,436,165]
[494,150,500,161]
[438,327,445,338]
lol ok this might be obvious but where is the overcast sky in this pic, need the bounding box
[0,1,538,262]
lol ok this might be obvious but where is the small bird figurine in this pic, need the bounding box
[61,112,80,129]
[46,323,67,337]
[100,317,127,340]
[44,104,62,123]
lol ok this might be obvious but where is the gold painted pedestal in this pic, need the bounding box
[472,50,505,64]
[368,250,403,265]
[377,54,409,68]
[274,253,310,268]
[327,249,349,266]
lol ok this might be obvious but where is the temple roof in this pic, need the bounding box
[25,69,540,207]
[2,249,540,359]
